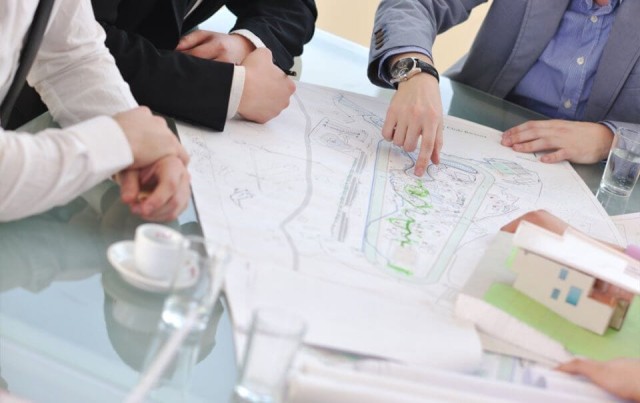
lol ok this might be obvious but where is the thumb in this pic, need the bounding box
[118,170,141,204]
[176,32,197,50]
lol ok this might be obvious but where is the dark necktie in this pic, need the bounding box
[1,0,56,129]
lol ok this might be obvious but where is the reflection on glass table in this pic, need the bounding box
[0,180,236,402]
[103,269,224,401]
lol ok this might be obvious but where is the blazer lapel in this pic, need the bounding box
[584,0,640,121]
[491,0,570,97]
[184,0,226,30]
[170,0,185,31]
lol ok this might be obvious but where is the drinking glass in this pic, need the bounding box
[232,308,306,403]
[127,236,229,403]
[599,127,640,197]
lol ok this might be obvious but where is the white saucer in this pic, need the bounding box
[107,240,199,293]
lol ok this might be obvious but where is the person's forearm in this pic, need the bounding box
[102,22,234,130]
[0,117,132,221]
[226,0,317,69]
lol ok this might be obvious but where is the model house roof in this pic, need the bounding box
[512,222,640,295]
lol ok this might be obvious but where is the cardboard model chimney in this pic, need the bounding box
[509,222,640,335]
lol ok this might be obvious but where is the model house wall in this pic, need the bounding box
[511,249,615,335]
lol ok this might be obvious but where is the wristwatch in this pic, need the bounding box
[389,57,439,87]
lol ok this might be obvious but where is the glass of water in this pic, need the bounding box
[232,308,306,403]
[599,127,640,197]
[163,236,229,332]
[132,236,229,402]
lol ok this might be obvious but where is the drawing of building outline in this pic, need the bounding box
[179,82,622,313]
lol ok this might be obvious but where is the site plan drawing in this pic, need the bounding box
[177,82,622,366]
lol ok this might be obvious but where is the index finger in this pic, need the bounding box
[415,125,436,176]
[176,30,208,51]
[176,144,190,166]
[139,161,187,217]
[118,170,141,205]
[431,122,443,165]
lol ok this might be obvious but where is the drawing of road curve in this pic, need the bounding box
[180,82,622,309]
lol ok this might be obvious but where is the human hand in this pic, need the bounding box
[118,155,191,222]
[558,358,640,402]
[501,120,614,164]
[382,64,443,176]
[500,209,569,235]
[238,48,295,123]
[113,107,189,168]
[176,30,255,64]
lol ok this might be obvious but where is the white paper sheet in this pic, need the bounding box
[178,82,621,369]
[287,356,614,403]
[455,293,574,365]
[227,264,481,369]
[612,212,640,246]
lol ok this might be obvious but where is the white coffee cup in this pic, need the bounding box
[134,224,185,280]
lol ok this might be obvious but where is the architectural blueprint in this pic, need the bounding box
[177,82,621,365]
[612,212,640,246]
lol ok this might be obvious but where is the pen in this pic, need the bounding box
[273,57,297,77]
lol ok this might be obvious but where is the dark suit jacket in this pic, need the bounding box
[92,0,317,130]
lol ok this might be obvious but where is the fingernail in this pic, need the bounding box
[415,167,424,176]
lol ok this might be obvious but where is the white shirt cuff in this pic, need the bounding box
[228,66,245,119]
[71,116,134,174]
[231,29,266,49]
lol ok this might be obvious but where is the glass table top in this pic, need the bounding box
[0,180,237,402]
[1,26,637,402]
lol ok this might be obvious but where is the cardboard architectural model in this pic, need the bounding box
[509,222,640,335]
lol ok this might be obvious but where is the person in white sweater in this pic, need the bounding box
[0,0,191,222]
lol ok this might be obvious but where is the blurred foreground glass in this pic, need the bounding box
[596,188,630,215]
[232,309,306,403]
[599,128,640,197]
[127,236,229,403]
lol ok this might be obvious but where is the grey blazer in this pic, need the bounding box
[368,0,640,130]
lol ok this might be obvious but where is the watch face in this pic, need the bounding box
[391,58,416,79]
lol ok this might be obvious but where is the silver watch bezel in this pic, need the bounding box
[389,57,419,85]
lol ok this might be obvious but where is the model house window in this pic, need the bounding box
[559,268,568,280]
[565,286,582,306]
[551,288,561,300]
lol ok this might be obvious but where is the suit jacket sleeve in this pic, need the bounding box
[95,4,234,131]
[225,0,317,70]
[367,0,487,88]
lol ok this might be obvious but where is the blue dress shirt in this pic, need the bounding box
[509,0,621,121]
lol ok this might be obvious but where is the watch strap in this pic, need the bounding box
[414,59,440,83]
[389,57,440,88]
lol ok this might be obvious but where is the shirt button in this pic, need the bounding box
[591,15,598,23]
[564,100,572,109]
[577,56,585,65]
